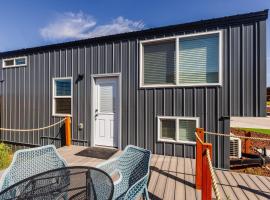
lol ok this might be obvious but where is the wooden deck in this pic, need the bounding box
[58,146,270,200]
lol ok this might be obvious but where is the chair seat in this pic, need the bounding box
[97,145,151,200]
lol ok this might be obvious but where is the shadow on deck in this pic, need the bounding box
[57,146,270,200]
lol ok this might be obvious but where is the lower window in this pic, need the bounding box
[158,116,199,143]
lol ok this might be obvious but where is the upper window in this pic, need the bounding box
[53,78,72,116]
[2,57,27,68]
[140,31,222,87]
[158,116,199,144]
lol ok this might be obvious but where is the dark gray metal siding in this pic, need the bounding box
[0,19,267,169]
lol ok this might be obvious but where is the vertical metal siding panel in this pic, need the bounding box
[79,47,86,145]
[254,22,258,116]
[99,45,106,73]
[85,46,91,146]
[25,56,31,144]
[175,89,184,116]
[93,45,98,74]
[29,54,35,144]
[33,53,39,145]
[196,88,205,130]
[155,89,164,155]
[121,41,128,147]
[184,88,194,116]
[72,48,78,145]
[223,28,230,116]
[164,89,174,155]
[137,90,145,148]
[231,26,241,115]
[129,41,136,145]
[49,52,55,142]
[43,52,49,145]
[114,42,121,73]
[106,43,113,73]
[54,50,61,147]
[39,53,45,145]
[146,90,154,153]
[258,20,267,116]
[15,67,19,144]
[164,89,173,116]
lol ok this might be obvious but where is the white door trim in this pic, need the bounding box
[91,73,121,149]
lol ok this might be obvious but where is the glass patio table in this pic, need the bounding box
[0,166,114,200]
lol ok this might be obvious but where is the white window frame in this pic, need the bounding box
[157,116,199,144]
[140,30,223,88]
[52,77,73,117]
[2,56,27,68]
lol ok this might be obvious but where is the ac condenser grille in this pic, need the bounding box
[230,137,241,158]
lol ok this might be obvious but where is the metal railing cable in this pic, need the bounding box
[0,118,66,132]
[205,131,270,142]
[195,132,222,200]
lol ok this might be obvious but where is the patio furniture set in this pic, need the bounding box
[0,145,151,200]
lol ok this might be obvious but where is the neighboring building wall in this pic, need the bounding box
[0,10,267,168]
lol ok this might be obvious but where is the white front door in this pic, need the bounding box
[94,77,119,147]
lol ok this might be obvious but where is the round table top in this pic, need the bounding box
[0,166,114,200]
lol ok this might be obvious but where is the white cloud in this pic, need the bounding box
[40,12,144,41]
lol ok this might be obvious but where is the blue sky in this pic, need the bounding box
[0,0,269,85]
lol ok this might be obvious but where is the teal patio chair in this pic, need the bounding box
[97,145,151,200]
[0,145,68,193]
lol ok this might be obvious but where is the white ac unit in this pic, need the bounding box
[230,136,242,159]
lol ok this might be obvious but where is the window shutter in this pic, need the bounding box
[178,120,196,142]
[143,40,175,85]
[179,34,219,84]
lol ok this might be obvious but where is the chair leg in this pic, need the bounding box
[143,186,149,200]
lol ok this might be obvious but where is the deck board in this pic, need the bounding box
[55,146,270,200]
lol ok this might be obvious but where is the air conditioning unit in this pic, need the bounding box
[230,136,242,159]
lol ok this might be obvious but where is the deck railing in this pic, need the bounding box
[195,128,221,200]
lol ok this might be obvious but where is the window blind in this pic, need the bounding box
[55,79,72,96]
[178,120,196,142]
[55,98,71,114]
[99,83,115,113]
[160,119,176,140]
[143,40,175,85]
[178,34,219,84]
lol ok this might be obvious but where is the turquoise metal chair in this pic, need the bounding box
[97,145,151,200]
[0,145,68,192]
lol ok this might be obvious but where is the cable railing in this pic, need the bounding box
[0,116,72,146]
[196,128,270,200]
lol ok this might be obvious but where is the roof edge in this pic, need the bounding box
[0,9,268,58]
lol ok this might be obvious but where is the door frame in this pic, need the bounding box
[91,73,122,149]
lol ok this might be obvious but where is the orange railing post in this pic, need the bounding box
[196,128,204,189]
[202,143,212,200]
[245,132,251,154]
[65,116,71,146]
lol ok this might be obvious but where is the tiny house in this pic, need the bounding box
[0,10,268,169]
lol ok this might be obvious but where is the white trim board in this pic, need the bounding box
[157,116,199,145]
[52,77,73,117]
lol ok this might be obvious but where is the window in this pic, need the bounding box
[53,78,72,116]
[158,116,199,144]
[3,57,27,68]
[140,31,222,87]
